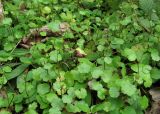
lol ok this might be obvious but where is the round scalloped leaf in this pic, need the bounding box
[37,83,50,95]
[78,63,91,73]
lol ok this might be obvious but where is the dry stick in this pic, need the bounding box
[0,0,4,22]
[10,39,22,53]
[20,23,70,49]
[0,2,4,65]
[22,23,69,43]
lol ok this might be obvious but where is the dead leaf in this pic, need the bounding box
[149,87,160,102]
[0,1,3,21]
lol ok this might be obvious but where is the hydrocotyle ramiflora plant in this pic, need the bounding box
[0,0,160,114]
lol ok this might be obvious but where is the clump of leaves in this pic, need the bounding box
[0,0,160,113]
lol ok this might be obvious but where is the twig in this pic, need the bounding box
[10,39,22,53]
[0,0,4,21]
[22,22,70,44]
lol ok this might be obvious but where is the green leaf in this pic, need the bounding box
[2,18,12,25]
[140,96,148,110]
[40,31,47,36]
[0,97,8,107]
[91,103,105,113]
[47,93,64,109]
[108,98,124,111]
[121,106,136,114]
[109,87,120,98]
[28,102,38,110]
[0,76,7,85]
[49,50,62,62]
[37,83,50,95]
[91,67,103,79]
[97,88,107,100]
[120,80,136,96]
[17,76,25,93]
[124,48,137,61]
[37,95,49,109]
[48,21,60,32]
[24,109,38,114]
[101,70,113,83]
[5,64,28,80]
[155,25,160,32]
[75,101,90,112]
[88,80,103,91]
[60,12,73,21]
[111,38,124,45]
[42,6,51,14]
[151,68,160,80]
[51,38,64,49]
[84,91,92,105]
[31,68,43,81]
[77,38,85,48]
[138,17,151,31]
[0,1,159,114]
[12,49,29,57]
[97,45,104,51]
[120,17,131,26]
[62,95,72,103]
[131,64,152,87]
[20,57,32,64]
[64,72,74,86]
[2,66,12,72]
[13,94,23,103]
[46,93,56,102]
[49,107,61,114]
[104,57,112,64]
[131,64,151,73]
[150,48,160,61]
[64,32,74,39]
[66,104,80,113]
[31,67,48,81]
[14,31,23,39]
[4,43,14,51]
[75,88,87,99]
[143,75,152,87]
[139,0,155,14]
[78,63,91,73]
[15,104,23,113]
[91,102,111,113]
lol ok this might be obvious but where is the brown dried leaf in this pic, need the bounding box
[146,87,160,114]
[59,22,70,32]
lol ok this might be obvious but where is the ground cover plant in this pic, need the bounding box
[0,0,160,114]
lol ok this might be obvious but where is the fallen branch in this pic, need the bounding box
[20,22,70,48]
